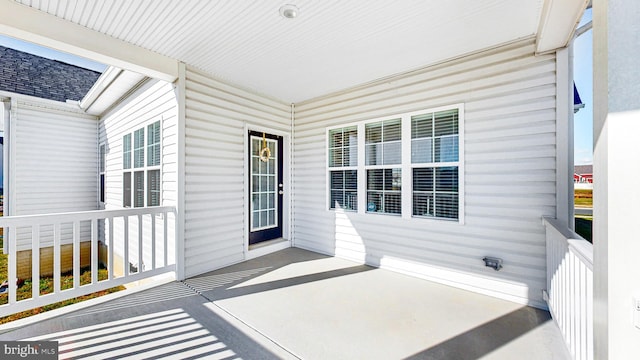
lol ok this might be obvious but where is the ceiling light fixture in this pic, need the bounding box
[279,4,299,19]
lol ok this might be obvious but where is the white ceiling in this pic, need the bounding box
[12,0,569,104]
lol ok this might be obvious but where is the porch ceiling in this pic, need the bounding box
[8,0,585,103]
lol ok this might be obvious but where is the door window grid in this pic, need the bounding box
[251,137,277,230]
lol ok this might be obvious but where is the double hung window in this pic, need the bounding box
[123,120,161,207]
[328,126,358,210]
[327,104,462,221]
[365,119,402,215]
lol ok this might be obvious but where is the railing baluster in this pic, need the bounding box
[138,214,143,272]
[151,213,156,270]
[31,224,40,300]
[73,221,80,289]
[108,217,114,280]
[8,228,16,305]
[163,211,168,267]
[91,218,98,285]
[124,216,129,277]
[53,223,61,294]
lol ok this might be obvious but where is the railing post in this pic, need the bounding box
[53,222,61,294]
[163,210,168,267]
[108,217,114,280]
[31,224,40,300]
[91,218,98,285]
[137,214,143,272]
[8,227,16,305]
[151,213,156,270]
[124,216,129,277]
[73,221,80,289]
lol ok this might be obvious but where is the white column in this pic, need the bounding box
[593,1,640,358]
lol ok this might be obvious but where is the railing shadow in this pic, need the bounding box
[404,306,551,360]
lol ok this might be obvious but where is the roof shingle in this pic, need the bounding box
[0,46,101,102]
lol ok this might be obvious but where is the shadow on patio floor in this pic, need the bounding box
[0,248,569,360]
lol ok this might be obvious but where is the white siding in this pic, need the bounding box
[293,39,557,308]
[99,80,178,269]
[13,101,97,250]
[183,67,291,278]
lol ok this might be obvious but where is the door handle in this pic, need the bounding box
[279,190,284,195]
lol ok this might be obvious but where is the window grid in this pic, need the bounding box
[328,126,359,211]
[330,170,358,211]
[365,118,401,166]
[411,109,460,220]
[327,105,462,222]
[123,134,131,169]
[133,128,145,168]
[123,120,162,208]
[366,168,401,214]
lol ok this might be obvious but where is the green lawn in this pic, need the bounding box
[574,189,593,207]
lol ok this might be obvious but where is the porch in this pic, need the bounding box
[0,248,570,360]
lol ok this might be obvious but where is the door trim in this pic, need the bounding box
[243,123,291,258]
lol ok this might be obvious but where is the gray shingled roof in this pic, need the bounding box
[575,165,593,175]
[0,45,101,102]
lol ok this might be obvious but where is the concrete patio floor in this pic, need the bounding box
[0,248,570,359]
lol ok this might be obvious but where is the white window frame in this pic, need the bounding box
[122,119,162,208]
[325,103,464,224]
[327,126,358,211]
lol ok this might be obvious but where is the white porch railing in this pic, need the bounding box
[543,217,593,360]
[0,206,176,317]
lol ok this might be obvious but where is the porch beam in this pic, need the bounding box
[0,0,178,82]
[536,0,589,54]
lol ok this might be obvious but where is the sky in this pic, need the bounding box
[0,11,594,165]
[573,8,593,165]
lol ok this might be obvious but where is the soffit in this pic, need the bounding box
[14,1,557,103]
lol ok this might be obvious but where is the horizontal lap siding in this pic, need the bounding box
[184,67,290,278]
[14,103,97,250]
[293,40,556,307]
[99,81,178,267]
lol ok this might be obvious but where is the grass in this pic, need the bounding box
[573,189,593,242]
[574,189,593,207]
[0,235,125,324]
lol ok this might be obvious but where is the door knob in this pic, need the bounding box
[279,190,284,195]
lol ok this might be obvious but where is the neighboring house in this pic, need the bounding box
[0,47,100,278]
[1,1,637,357]
[0,46,176,279]
[575,164,593,183]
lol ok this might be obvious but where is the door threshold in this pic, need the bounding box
[247,238,290,259]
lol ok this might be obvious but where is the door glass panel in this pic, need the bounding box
[251,136,278,230]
